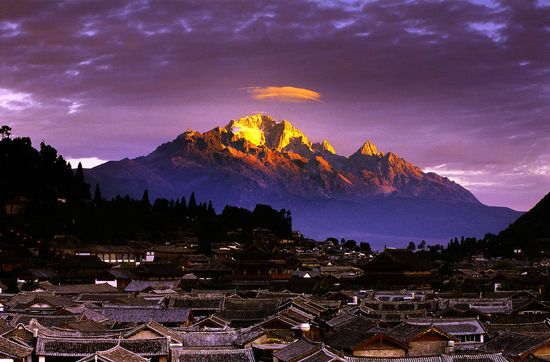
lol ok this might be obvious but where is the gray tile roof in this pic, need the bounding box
[171,347,255,361]
[273,338,321,362]
[35,336,169,357]
[77,345,149,362]
[0,336,33,358]
[406,318,486,336]
[345,354,508,362]
[180,330,238,347]
[124,280,179,292]
[101,307,190,324]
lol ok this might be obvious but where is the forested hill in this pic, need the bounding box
[0,134,90,207]
[495,191,550,256]
[0,129,292,247]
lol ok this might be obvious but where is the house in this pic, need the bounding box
[75,244,145,265]
[38,282,118,297]
[100,306,193,327]
[146,244,196,262]
[230,243,297,283]
[215,297,282,327]
[362,249,435,287]
[35,336,169,362]
[273,338,323,362]
[168,294,224,318]
[187,262,234,282]
[386,323,458,357]
[76,345,148,362]
[0,336,33,362]
[338,332,410,358]
[5,292,74,313]
[484,314,550,337]
[124,280,180,293]
[124,320,183,346]
[179,330,238,348]
[136,263,185,280]
[324,315,387,356]
[406,318,487,348]
[170,348,256,362]
[513,298,550,315]
[479,332,550,362]
[345,354,508,362]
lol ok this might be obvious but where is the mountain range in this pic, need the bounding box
[85,114,521,246]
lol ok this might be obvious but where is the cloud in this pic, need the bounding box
[66,157,108,169]
[0,0,548,210]
[247,86,321,102]
[0,88,39,111]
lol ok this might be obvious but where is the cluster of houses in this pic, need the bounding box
[1,279,550,361]
[2,237,550,361]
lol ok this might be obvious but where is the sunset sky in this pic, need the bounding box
[1,0,549,211]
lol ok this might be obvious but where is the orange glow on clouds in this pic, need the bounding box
[248,86,321,102]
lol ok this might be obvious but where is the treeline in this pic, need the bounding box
[413,234,499,262]
[0,129,292,250]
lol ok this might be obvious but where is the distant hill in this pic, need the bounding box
[496,191,550,255]
[85,114,521,245]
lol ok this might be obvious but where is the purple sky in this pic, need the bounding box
[1,0,549,211]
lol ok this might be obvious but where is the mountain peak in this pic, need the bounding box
[224,114,311,151]
[355,140,381,156]
[313,139,336,154]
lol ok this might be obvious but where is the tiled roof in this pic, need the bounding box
[0,336,33,358]
[325,312,356,328]
[180,330,238,347]
[216,298,281,322]
[101,307,190,324]
[35,336,169,357]
[169,295,224,310]
[41,283,118,295]
[387,323,457,343]
[77,345,149,362]
[484,320,550,337]
[124,280,179,292]
[75,293,131,303]
[298,346,345,362]
[125,280,179,292]
[346,354,508,362]
[10,314,80,327]
[171,347,255,361]
[406,318,486,336]
[478,332,550,357]
[273,338,321,362]
[7,292,75,309]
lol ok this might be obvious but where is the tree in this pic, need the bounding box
[141,189,150,207]
[406,241,416,251]
[359,242,372,254]
[343,239,357,250]
[418,240,427,250]
[93,184,102,203]
[326,237,339,245]
[188,192,197,214]
[0,125,11,139]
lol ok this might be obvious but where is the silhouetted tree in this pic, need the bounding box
[141,189,150,207]
[0,125,11,139]
[418,240,427,250]
[93,184,102,203]
[359,242,372,254]
[343,239,357,250]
